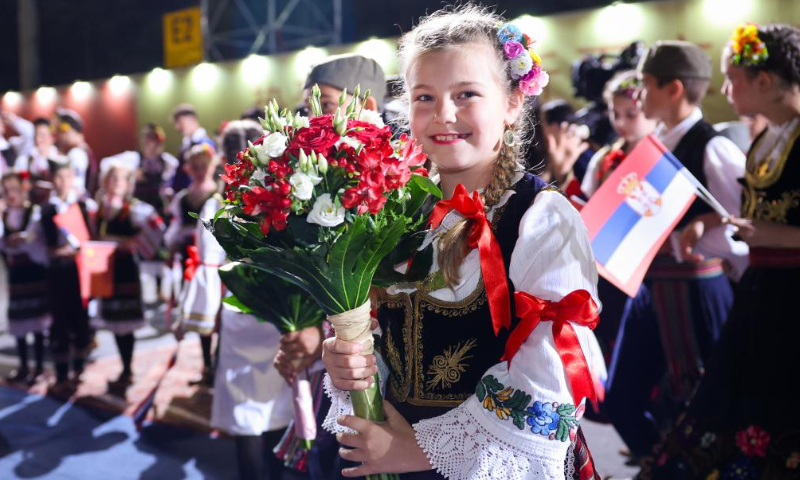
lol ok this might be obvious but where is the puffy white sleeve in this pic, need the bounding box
[178,196,226,335]
[413,191,603,480]
[68,148,90,193]
[128,201,165,260]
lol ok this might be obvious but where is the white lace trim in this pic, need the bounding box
[322,373,356,434]
[414,400,568,480]
[321,354,389,435]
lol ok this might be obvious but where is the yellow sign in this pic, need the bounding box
[163,7,204,69]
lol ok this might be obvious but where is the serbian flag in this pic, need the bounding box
[77,241,116,305]
[580,135,697,297]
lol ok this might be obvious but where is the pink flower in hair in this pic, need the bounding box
[520,70,549,97]
[503,41,525,59]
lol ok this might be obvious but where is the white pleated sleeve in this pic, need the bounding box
[413,191,603,480]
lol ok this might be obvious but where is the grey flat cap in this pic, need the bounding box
[638,41,713,81]
[304,54,386,105]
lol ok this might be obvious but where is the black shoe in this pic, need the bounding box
[108,371,133,388]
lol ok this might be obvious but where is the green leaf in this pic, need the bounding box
[556,421,570,442]
[556,404,577,417]
[512,411,526,430]
[218,262,325,333]
[476,381,486,401]
[408,174,442,199]
[482,375,504,392]
[221,295,254,314]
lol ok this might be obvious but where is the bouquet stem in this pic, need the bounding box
[328,301,399,480]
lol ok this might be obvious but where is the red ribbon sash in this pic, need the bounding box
[184,246,201,281]
[429,184,511,335]
[504,290,600,404]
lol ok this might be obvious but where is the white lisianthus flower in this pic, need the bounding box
[358,109,385,127]
[289,172,314,201]
[306,171,323,185]
[335,135,363,151]
[250,168,267,185]
[307,194,345,227]
[262,131,288,158]
[252,144,271,165]
[294,115,310,129]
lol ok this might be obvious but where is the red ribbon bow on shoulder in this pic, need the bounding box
[504,290,600,404]
[429,184,511,335]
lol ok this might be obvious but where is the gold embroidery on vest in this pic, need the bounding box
[426,338,477,391]
[753,190,800,223]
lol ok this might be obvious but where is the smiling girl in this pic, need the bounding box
[321,6,605,480]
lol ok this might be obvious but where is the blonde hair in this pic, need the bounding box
[397,4,532,286]
[186,143,218,169]
[98,165,136,202]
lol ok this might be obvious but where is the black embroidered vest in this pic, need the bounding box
[377,173,551,425]
[671,119,718,228]
[742,124,800,227]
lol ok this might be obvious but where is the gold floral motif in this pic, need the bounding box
[752,190,800,223]
[425,338,477,391]
[746,121,800,189]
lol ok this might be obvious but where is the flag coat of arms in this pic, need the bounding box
[580,135,697,297]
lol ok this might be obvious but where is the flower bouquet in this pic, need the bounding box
[204,86,439,477]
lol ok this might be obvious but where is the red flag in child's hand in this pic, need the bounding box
[53,203,90,244]
[77,241,116,306]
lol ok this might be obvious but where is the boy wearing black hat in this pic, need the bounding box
[171,104,216,193]
[301,54,386,117]
[604,41,747,461]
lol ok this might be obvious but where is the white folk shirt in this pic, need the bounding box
[655,107,749,281]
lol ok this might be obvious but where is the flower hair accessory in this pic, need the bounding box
[616,77,641,100]
[496,22,549,96]
[731,23,769,67]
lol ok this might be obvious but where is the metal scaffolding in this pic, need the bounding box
[201,0,342,60]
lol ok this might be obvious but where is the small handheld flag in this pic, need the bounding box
[581,135,718,297]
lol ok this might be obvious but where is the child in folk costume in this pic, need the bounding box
[581,70,657,197]
[92,162,164,386]
[0,172,50,383]
[14,118,67,204]
[56,109,98,196]
[40,163,96,386]
[322,7,606,479]
[605,41,749,461]
[640,23,800,480]
[580,71,658,366]
[133,123,178,219]
[182,120,294,480]
[167,143,219,384]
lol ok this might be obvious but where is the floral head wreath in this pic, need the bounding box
[615,76,641,100]
[496,23,550,96]
[730,23,769,67]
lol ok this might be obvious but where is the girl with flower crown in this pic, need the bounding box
[320,6,606,479]
[639,23,800,480]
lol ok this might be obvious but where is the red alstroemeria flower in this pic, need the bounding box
[736,425,771,457]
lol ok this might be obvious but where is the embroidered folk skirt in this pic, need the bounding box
[641,263,800,480]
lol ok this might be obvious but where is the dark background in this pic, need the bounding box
[0,0,665,92]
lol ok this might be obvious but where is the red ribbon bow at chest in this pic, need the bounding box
[184,245,202,281]
[503,290,600,404]
[429,184,511,335]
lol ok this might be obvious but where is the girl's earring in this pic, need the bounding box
[503,126,515,147]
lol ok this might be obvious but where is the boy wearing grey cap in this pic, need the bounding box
[604,41,746,461]
[301,54,386,116]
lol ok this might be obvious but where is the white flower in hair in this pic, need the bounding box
[307,194,345,227]
[509,53,533,80]
[289,172,314,201]
[358,109,385,128]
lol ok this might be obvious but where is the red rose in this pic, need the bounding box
[291,121,339,155]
